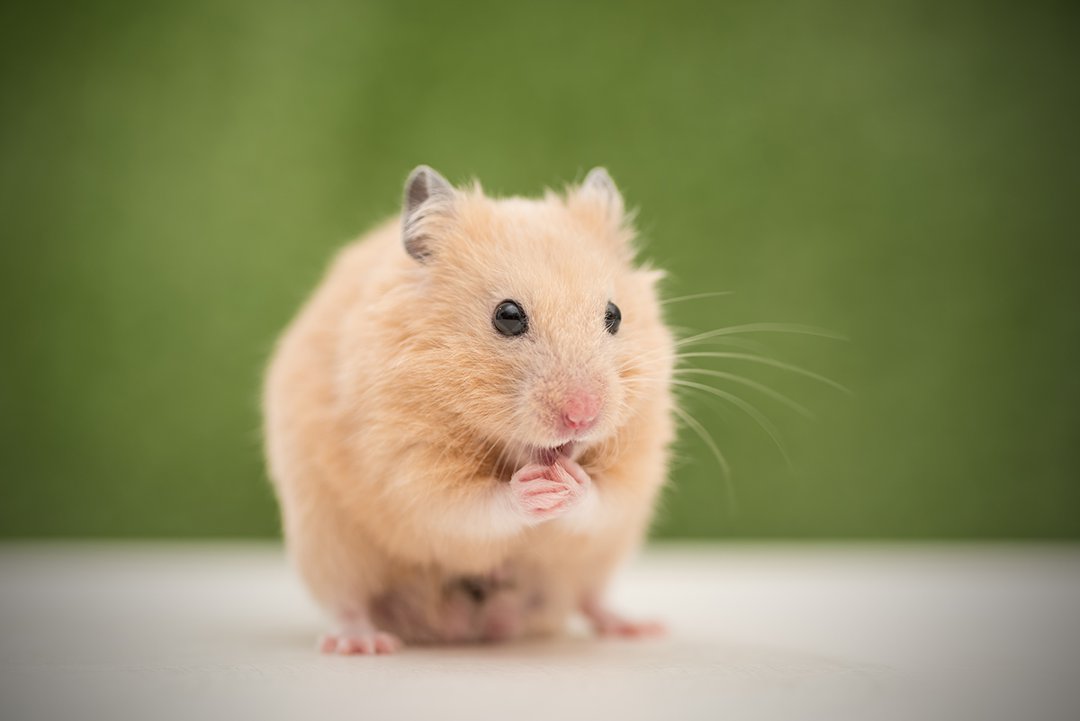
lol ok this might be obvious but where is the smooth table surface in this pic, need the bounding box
[1,542,1078,720]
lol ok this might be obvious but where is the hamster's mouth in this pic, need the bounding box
[533,442,575,466]
[494,441,580,481]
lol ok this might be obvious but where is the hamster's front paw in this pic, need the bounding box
[510,456,590,523]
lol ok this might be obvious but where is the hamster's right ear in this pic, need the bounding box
[402,165,455,263]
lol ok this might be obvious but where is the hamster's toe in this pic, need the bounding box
[318,629,402,655]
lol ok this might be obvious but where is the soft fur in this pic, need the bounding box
[263,167,675,652]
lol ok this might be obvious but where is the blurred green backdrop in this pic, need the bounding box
[1,0,1077,539]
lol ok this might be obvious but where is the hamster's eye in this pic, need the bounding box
[604,301,622,335]
[493,300,528,337]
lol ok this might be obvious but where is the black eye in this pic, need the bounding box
[604,301,621,335]
[493,300,528,336]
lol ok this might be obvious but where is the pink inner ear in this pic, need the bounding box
[580,167,623,214]
[583,167,614,190]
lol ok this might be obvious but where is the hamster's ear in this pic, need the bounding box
[402,165,454,262]
[568,167,635,257]
[578,167,625,221]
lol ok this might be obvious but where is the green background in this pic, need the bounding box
[2,0,1077,539]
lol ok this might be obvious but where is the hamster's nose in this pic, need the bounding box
[561,391,601,432]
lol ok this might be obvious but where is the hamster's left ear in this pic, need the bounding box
[569,167,635,256]
[402,165,455,262]
[578,167,625,221]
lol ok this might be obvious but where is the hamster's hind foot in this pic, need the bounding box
[582,599,666,639]
[318,629,402,655]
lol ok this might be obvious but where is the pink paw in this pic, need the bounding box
[593,616,667,638]
[584,603,666,639]
[318,630,402,655]
[510,456,590,522]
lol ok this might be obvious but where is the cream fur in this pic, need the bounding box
[263,170,675,645]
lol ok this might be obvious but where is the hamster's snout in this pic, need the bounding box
[559,389,601,433]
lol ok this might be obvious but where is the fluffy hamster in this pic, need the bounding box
[263,166,675,654]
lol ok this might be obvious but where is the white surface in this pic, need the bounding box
[1,542,1078,721]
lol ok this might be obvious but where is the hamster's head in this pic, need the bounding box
[395,165,672,467]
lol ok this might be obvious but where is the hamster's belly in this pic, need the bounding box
[368,561,573,644]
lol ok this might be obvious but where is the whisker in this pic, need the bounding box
[679,335,772,355]
[676,323,848,347]
[673,380,792,468]
[671,404,737,512]
[660,291,735,305]
[676,368,816,420]
[676,351,852,395]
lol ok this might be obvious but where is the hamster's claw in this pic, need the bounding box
[318,629,402,655]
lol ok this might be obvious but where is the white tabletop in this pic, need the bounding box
[1,542,1077,721]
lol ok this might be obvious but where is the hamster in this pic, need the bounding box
[262,166,676,654]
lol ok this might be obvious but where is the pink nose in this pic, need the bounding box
[561,391,601,432]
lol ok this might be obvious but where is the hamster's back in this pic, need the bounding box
[262,219,400,507]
